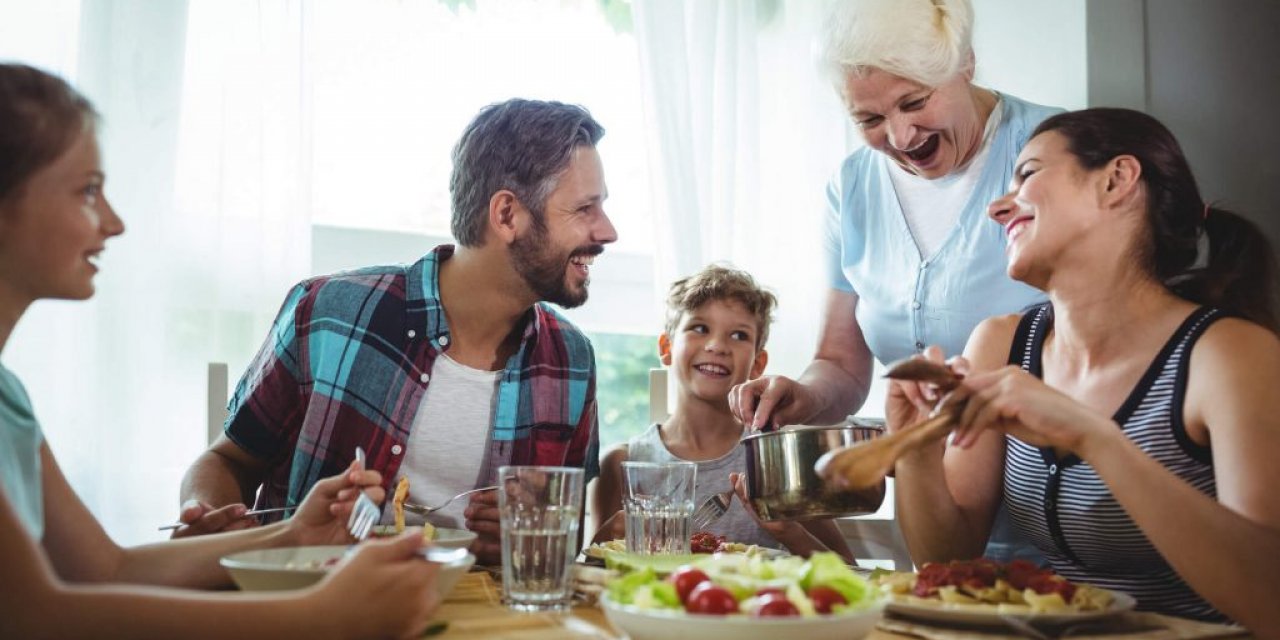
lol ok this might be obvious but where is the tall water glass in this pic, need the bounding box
[498,465,583,612]
[622,461,696,555]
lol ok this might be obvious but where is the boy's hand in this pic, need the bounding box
[592,510,626,543]
[729,473,823,555]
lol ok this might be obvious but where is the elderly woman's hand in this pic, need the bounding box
[729,375,822,431]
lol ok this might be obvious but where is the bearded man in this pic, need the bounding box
[177,99,616,564]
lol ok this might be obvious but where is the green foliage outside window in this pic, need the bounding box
[589,332,661,449]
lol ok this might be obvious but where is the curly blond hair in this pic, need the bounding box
[664,264,777,349]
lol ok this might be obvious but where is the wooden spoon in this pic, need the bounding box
[814,357,965,489]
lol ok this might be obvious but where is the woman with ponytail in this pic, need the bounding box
[887,107,1280,633]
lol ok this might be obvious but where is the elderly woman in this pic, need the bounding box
[0,63,443,639]
[887,108,1280,633]
[730,0,1058,562]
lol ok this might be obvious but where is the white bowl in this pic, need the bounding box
[600,593,882,640]
[372,525,478,550]
[221,545,474,597]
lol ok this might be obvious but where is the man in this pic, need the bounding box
[177,99,616,564]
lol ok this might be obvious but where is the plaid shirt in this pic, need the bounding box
[225,245,599,513]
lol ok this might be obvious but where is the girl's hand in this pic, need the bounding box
[952,366,1115,454]
[289,460,385,545]
[313,533,442,640]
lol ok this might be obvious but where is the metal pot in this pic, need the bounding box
[741,418,886,521]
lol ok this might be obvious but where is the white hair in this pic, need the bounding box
[820,0,975,88]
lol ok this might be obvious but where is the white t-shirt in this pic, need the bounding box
[380,353,499,528]
[890,98,1004,259]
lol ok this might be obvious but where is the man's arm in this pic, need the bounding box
[173,435,271,537]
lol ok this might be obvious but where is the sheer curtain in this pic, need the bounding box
[632,0,856,380]
[0,0,313,545]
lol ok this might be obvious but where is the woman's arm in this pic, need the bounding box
[4,461,440,640]
[730,289,875,429]
[1084,320,1280,634]
[588,444,627,543]
[42,444,385,589]
[892,316,1016,563]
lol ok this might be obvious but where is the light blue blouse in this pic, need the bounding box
[0,363,44,540]
[824,92,1061,363]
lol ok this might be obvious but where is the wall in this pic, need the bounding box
[1088,0,1280,245]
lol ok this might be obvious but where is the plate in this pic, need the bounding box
[601,593,881,640]
[883,590,1137,626]
[220,545,474,596]
[371,525,478,549]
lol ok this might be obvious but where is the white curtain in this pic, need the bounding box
[632,0,857,379]
[0,0,314,545]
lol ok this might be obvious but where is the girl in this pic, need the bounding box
[0,63,442,640]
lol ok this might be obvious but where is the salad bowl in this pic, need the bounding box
[601,552,882,640]
[601,594,881,640]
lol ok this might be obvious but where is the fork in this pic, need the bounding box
[346,446,381,541]
[402,485,499,516]
[690,490,734,530]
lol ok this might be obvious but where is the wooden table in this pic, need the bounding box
[431,572,1249,639]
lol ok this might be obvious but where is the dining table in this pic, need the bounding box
[429,569,1253,640]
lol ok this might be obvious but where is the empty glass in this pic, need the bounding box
[622,461,696,555]
[497,466,583,612]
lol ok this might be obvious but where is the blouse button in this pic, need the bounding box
[438,335,450,347]
[911,301,921,310]
[407,329,416,338]
[915,341,925,350]
[1049,464,1058,475]
[391,444,403,455]
[419,373,430,383]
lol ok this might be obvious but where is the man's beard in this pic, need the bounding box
[509,221,597,309]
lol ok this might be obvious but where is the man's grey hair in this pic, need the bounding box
[820,0,974,88]
[449,98,605,247]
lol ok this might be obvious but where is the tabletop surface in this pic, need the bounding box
[431,571,1251,640]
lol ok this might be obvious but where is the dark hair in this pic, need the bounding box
[665,263,778,349]
[449,98,604,247]
[0,64,97,204]
[1033,108,1279,333]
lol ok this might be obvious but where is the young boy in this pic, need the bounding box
[589,264,853,560]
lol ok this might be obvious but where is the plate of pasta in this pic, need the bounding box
[873,559,1135,625]
[585,532,786,563]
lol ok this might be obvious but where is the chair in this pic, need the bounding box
[207,362,229,445]
[648,367,671,423]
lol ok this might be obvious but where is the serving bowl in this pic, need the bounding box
[221,544,474,596]
[741,419,886,521]
[600,593,881,640]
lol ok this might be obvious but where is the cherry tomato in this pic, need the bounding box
[685,583,739,615]
[669,566,711,604]
[806,586,848,614]
[753,594,800,617]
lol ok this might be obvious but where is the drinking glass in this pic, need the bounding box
[622,461,696,555]
[497,465,584,612]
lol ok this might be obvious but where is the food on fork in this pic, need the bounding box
[389,476,436,541]
[872,559,1115,613]
[392,476,410,533]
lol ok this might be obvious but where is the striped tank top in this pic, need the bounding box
[1003,304,1224,622]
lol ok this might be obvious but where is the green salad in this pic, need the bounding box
[605,552,878,618]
